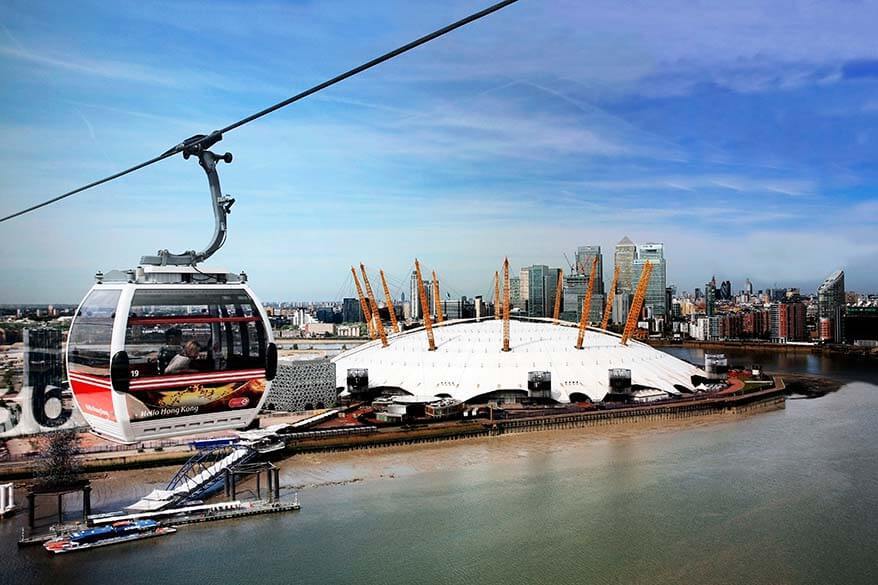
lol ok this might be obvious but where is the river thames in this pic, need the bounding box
[2,349,876,585]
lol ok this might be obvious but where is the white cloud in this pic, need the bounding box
[0,44,180,86]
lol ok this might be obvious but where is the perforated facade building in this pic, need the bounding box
[264,357,337,412]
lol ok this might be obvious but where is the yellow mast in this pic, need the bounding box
[351,266,374,339]
[359,263,388,347]
[493,271,500,319]
[502,258,511,352]
[379,269,400,334]
[575,256,598,350]
[552,269,564,324]
[621,261,653,345]
[415,259,436,351]
[432,270,444,323]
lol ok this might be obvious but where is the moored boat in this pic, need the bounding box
[44,519,176,554]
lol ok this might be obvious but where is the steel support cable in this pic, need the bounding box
[0,0,521,224]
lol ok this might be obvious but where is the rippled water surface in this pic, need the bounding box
[2,353,876,585]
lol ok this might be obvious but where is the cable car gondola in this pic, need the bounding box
[66,137,277,443]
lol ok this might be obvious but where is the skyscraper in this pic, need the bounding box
[409,270,433,320]
[562,273,604,323]
[706,276,717,317]
[720,280,732,300]
[632,243,668,318]
[562,273,586,322]
[526,265,551,317]
[817,269,845,342]
[342,298,363,323]
[519,267,531,313]
[509,276,523,311]
[614,236,637,294]
[410,271,420,319]
[574,245,604,294]
[612,291,631,325]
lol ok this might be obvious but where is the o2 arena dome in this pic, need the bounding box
[332,318,705,404]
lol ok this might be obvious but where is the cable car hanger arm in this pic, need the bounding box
[142,133,234,266]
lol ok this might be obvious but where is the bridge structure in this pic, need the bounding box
[127,443,258,512]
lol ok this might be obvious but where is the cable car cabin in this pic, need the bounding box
[66,267,277,443]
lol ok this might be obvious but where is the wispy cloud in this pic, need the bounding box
[0,41,286,95]
[0,44,180,86]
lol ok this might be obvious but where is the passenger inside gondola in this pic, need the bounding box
[163,340,203,374]
[158,327,183,373]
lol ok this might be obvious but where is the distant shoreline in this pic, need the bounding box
[648,339,878,359]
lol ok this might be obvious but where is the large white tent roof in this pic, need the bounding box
[332,319,704,403]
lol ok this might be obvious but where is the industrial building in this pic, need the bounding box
[332,318,704,404]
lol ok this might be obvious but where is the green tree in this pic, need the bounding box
[35,429,82,489]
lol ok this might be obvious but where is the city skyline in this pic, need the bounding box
[3,1,878,303]
[0,245,870,305]
[0,249,868,306]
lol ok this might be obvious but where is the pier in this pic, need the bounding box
[18,497,301,548]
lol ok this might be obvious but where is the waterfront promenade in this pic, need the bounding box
[0,376,789,480]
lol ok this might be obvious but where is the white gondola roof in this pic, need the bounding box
[332,318,704,403]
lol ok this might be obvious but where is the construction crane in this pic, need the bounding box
[562,252,575,272]
[552,268,564,324]
[621,261,653,346]
[379,269,400,334]
[351,266,375,339]
[502,257,511,352]
[360,263,388,347]
[600,264,620,330]
[415,259,436,351]
[432,270,444,323]
[493,271,500,320]
[575,256,598,350]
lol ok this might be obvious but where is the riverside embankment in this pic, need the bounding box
[0,377,790,480]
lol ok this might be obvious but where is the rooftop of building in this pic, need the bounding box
[332,318,704,403]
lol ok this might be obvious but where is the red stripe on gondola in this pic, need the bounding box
[69,372,113,386]
[130,378,262,390]
[129,369,265,385]
[71,370,265,393]
[126,315,260,325]
[69,376,116,421]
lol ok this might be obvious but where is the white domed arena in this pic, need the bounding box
[332,318,705,404]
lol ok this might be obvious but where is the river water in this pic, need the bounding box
[659,345,877,384]
[2,350,877,585]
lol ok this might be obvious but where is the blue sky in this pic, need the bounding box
[1,0,877,303]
